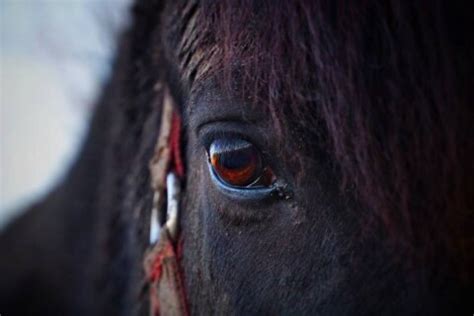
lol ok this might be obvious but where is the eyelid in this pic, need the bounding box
[203,133,277,200]
[198,122,291,201]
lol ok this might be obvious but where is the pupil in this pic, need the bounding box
[219,149,254,170]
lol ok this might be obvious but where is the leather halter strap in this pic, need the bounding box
[144,87,189,316]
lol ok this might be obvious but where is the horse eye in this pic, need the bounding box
[208,138,274,188]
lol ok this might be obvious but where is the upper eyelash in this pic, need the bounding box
[201,130,252,151]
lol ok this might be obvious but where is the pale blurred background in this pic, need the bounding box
[0,0,132,229]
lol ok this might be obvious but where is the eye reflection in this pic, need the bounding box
[208,138,275,188]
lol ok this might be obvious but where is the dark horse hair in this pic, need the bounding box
[178,0,474,273]
[0,0,472,314]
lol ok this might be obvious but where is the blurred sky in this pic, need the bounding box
[0,0,131,228]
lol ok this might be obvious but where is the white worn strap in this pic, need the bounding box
[149,88,176,245]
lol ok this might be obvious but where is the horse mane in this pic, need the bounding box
[180,0,474,276]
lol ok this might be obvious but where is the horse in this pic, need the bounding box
[1,0,473,314]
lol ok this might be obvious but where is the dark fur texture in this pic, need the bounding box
[1,0,472,315]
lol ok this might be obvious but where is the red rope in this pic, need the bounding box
[170,113,185,178]
[147,238,189,316]
[148,242,173,282]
